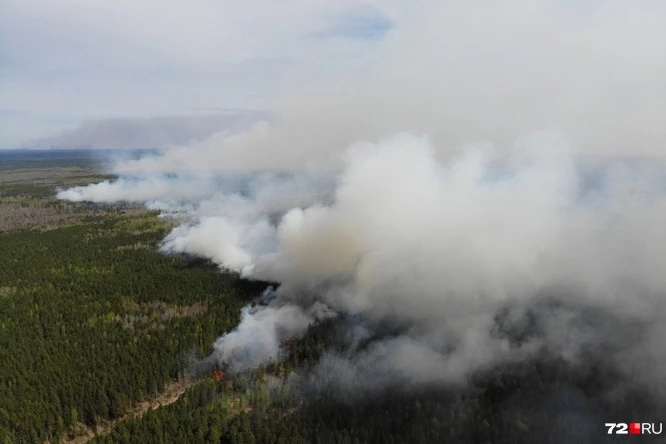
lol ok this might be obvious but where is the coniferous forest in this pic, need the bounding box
[1,151,662,444]
[5,1,666,442]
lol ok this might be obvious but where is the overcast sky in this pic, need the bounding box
[1,1,665,156]
[0,0,400,148]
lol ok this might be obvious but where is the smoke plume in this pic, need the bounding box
[56,0,666,417]
[59,131,666,394]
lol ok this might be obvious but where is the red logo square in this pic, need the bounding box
[629,422,641,435]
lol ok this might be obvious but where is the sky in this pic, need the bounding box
[0,0,399,149]
[1,1,665,156]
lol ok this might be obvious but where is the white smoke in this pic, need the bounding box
[161,217,270,275]
[213,302,336,372]
[59,131,666,389]
[56,175,220,203]
[55,1,666,391]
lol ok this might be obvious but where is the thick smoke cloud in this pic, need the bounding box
[56,1,666,401]
[59,131,666,396]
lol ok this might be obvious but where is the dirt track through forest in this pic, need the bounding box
[60,378,198,444]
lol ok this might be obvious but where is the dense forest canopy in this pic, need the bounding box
[1,151,664,444]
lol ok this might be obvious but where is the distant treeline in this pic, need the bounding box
[0,149,157,170]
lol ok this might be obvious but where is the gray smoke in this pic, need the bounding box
[29,112,267,150]
[56,1,666,398]
[58,131,666,394]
